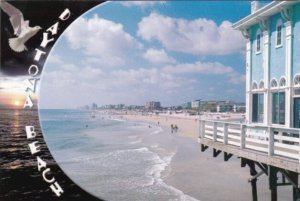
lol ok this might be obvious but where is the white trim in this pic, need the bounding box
[279,76,286,88]
[270,123,288,128]
[293,74,300,87]
[259,80,265,90]
[270,78,278,89]
[262,29,270,126]
[285,20,293,128]
[233,1,297,30]
[252,81,258,90]
[246,40,252,124]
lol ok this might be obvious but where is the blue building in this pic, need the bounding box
[233,1,300,128]
[199,3,300,199]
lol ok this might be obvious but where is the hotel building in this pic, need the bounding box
[233,1,300,129]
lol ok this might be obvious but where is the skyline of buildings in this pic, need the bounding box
[80,99,245,114]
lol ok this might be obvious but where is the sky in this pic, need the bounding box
[39,1,251,109]
[0,72,38,109]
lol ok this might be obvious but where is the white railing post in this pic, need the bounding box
[201,120,205,138]
[298,130,300,164]
[240,124,246,149]
[213,122,217,142]
[199,120,202,138]
[268,127,274,156]
[224,123,228,145]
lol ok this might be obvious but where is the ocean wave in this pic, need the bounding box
[111,118,126,122]
[150,144,159,148]
[144,150,176,186]
[129,139,142,144]
[150,126,163,135]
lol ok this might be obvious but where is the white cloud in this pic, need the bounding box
[40,60,199,108]
[64,15,142,67]
[162,61,245,84]
[119,1,165,8]
[137,12,246,55]
[143,48,176,64]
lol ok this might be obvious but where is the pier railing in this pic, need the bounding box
[199,120,300,161]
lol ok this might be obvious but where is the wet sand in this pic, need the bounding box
[123,113,293,201]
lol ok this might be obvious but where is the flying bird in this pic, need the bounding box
[0,0,42,52]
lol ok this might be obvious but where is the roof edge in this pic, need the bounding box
[233,1,297,30]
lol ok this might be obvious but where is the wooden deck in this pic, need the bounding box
[198,119,300,173]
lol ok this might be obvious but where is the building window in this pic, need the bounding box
[279,77,286,88]
[294,75,300,86]
[252,93,264,123]
[259,81,264,89]
[256,32,261,53]
[276,20,282,47]
[272,92,285,125]
[252,82,258,90]
[270,79,278,89]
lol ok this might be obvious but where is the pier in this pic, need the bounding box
[198,119,300,201]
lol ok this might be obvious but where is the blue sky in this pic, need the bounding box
[40,1,251,109]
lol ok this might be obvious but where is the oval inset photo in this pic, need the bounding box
[37,1,274,201]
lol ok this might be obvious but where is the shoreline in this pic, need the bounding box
[122,113,200,139]
[115,113,292,201]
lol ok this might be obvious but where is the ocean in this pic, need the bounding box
[0,109,101,201]
[39,109,200,201]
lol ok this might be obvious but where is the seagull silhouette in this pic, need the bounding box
[0,0,42,52]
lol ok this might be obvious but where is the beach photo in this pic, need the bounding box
[34,1,300,201]
[1,0,300,200]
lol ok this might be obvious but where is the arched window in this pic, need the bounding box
[294,75,300,86]
[252,81,258,90]
[256,29,261,53]
[259,81,264,89]
[276,19,282,47]
[279,77,286,87]
[270,79,278,88]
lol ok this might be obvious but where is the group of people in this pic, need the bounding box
[170,124,178,133]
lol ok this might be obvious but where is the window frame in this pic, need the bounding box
[279,77,286,88]
[275,19,283,48]
[252,93,264,123]
[271,91,286,125]
[256,29,261,54]
[270,78,278,90]
[294,74,300,87]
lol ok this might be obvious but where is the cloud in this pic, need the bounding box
[143,48,176,64]
[119,1,165,8]
[162,61,245,84]
[40,59,200,108]
[64,15,142,67]
[137,12,246,55]
[46,53,63,65]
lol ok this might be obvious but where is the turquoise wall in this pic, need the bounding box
[250,4,300,85]
[292,4,300,80]
[269,13,285,81]
[251,24,264,84]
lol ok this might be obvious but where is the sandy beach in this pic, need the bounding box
[121,112,292,201]
[124,113,200,139]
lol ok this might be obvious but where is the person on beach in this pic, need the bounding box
[171,124,174,133]
[174,125,178,133]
